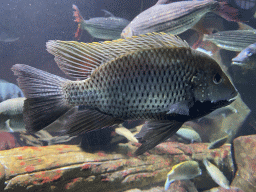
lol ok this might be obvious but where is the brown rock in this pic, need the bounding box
[232,135,256,192]
[0,142,233,192]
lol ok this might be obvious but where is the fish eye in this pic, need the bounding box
[213,73,222,84]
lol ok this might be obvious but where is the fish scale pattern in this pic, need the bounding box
[64,47,197,120]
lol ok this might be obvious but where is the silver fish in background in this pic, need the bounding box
[121,0,240,38]
[203,29,256,51]
[12,33,237,156]
[72,4,130,40]
[164,161,202,191]
[175,127,202,143]
[0,79,24,102]
[0,31,19,43]
[203,159,230,189]
[232,42,256,69]
[0,97,25,131]
[207,134,229,149]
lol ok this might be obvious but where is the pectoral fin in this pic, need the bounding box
[134,120,183,156]
[167,101,192,116]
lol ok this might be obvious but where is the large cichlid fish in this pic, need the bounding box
[12,33,237,155]
[121,0,240,38]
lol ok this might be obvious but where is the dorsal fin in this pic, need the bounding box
[46,32,189,79]
[101,9,115,17]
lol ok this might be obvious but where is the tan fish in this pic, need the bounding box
[164,160,202,190]
[176,127,202,143]
[12,33,237,155]
[0,97,25,116]
[203,159,230,189]
[121,0,239,38]
[115,126,138,143]
[0,97,25,132]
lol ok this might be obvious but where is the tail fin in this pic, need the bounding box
[72,4,84,40]
[11,64,71,133]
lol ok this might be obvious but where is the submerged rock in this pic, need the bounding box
[232,135,256,192]
[0,141,233,192]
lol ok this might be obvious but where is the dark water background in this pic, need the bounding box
[0,0,156,83]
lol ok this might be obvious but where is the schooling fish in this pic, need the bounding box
[175,127,202,143]
[0,98,25,131]
[232,42,256,69]
[203,159,230,189]
[207,134,229,149]
[121,0,239,38]
[203,30,256,52]
[164,160,202,191]
[12,33,237,156]
[0,97,25,116]
[115,126,139,143]
[72,4,130,40]
[0,80,24,102]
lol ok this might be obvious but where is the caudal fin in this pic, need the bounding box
[72,4,84,40]
[11,64,71,133]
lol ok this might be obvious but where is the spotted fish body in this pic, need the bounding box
[12,33,237,155]
[65,47,205,120]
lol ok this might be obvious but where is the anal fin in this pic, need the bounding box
[63,107,123,136]
[135,120,184,156]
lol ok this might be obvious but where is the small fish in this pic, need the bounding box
[0,32,19,43]
[232,42,256,69]
[203,30,256,52]
[175,127,202,143]
[164,160,202,191]
[203,159,230,189]
[12,33,237,156]
[115,126,138,143]
[208,134,229,149]
[0,80,24,102]
[72,4,130,40]
[121,0,239,38]
[0,97,25,116]
[0,97,25,132]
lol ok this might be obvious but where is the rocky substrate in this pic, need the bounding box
[0,141,234,192]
